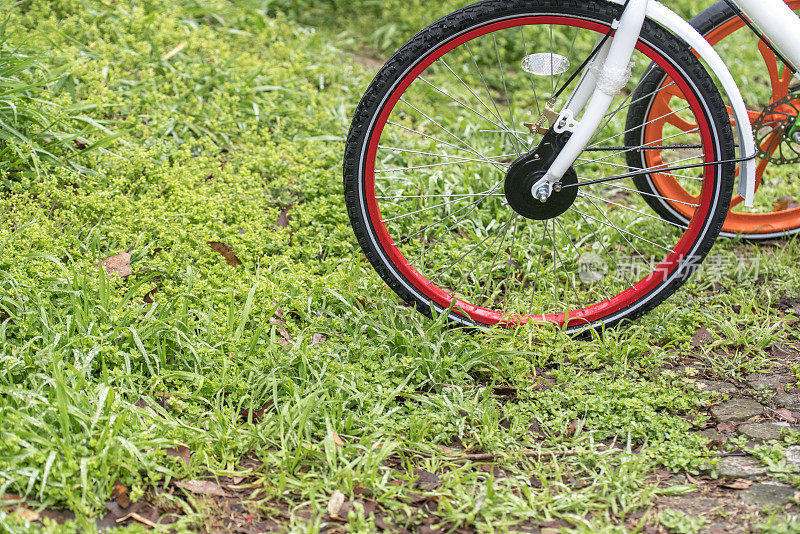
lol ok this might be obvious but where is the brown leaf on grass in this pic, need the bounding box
[353,486,371,496]
[268,317,292,346]
[277,206,293,228]
[175,479,227,497]
[414,468,440,490]
[721,478,753,490]
[240,400,274,423]
[134,394,172,416]
[111,481,130,509]
[165,445,192,468]
[774,408,798,423]
[329,430,344,447]
[74,138,88,150]
[39,509,76,524]
[566,419,581,436]
[17,507,39,522]
[207,241,242,267]
[691,327,715,348]
[375,515,410,533]
[312,333,327,345]
[1,494,22,502]
[361,499,377,517]
[100,252,132,277]
[531,377,555,392]
[716,422,736,433]
[327,490,345,517]
[403,491,428,504]
[685,473,702,485]
[143,288,158,304]
[773,196,800,211]
[772,343,791,357]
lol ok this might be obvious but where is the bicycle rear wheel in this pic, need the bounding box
[344,0,735,331]
[627,0,800,240]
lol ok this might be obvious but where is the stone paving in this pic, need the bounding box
[648,365,800,532]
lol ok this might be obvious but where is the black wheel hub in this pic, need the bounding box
[504,129,578,220]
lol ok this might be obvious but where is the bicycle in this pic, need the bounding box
[343,0,800,331]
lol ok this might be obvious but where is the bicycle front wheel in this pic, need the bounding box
[344,0,735,331]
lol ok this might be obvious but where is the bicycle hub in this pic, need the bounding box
[504,129,578,220]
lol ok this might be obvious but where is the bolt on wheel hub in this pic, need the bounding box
[504,129,578,220]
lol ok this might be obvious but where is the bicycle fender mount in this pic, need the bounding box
[609,0,757,206]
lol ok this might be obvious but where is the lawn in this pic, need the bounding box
[2,0,800,532]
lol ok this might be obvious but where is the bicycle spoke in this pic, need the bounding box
[575,129,701,167]
[588,105,692,148]
[520,26,542,118]
[465,42,521,157]
[418,75,529,149]
[478,213,516,306]
[570,205,672,253]
[408,184,504,254]
[444,216,517,296]
[578,190,688,229]
[398,98,508,172]
[492,35,524,156]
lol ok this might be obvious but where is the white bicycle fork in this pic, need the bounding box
[531,0,648,201]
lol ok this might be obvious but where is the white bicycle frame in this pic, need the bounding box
[536,0,800,208]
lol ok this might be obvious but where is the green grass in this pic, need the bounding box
[1,0,800,531]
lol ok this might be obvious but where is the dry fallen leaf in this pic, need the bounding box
[100,252,132,277]
[685,473,702,485]
[691,326,715,348]
[268,317,292,346]
[277,206,293,228]
[18,507,39,522]
[773,196,800,211]
[207,241,242,267]
[143,288,158,304]
[716,422,736,433]
[312,333,327,345]
[111,481,130,509]
[721,478,753,490]
[413,468,440,490]
[175,479,227,497]
[774,408,798,423]
[165,445,192,468]
[329,430,344,447]
[566,419,581,435]
[327,490,345,517]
